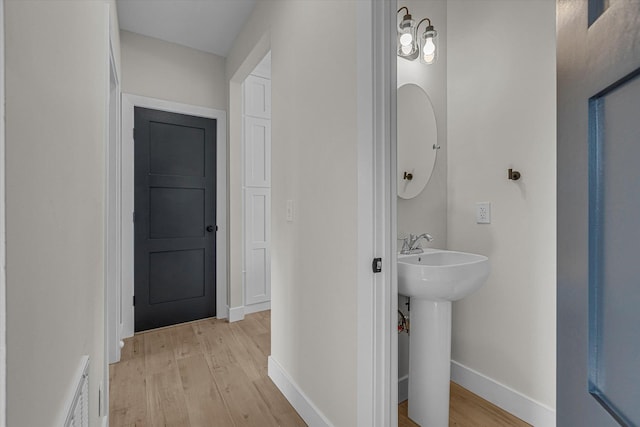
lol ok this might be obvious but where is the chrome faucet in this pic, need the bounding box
[401,233,434,254]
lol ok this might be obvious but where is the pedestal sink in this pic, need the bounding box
[398,249,490,427]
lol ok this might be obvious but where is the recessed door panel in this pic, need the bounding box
[245,188,271,305]
[149,249,205,304]
[149,121,205,177]
[247,249,268,303]
[589,71,640,425]
[251,193,267,242]
[149,187,204,239]
[244,117,271,187]
[244,75,271,119]
[558,0,640,424]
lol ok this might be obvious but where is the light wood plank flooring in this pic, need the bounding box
[399,382,531,427]
[110,311,530,427]
[109,311,305,426]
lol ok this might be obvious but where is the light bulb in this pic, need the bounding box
[423,53,436,64]
[423,37,436,55]
[401,44,413,55]
[400,32,413,47]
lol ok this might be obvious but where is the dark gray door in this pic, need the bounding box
[558,1,640,425]
[134,107,216,331]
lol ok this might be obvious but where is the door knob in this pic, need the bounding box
[206,225,214,232]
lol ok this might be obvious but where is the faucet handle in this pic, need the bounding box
[401,237,411,251]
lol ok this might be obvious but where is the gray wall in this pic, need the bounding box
[397,0,556,415]
[396,0,448,389]
[5,1,114,425]
[120,30,227,111]
[226,1,360,425]
[447,0,556,410]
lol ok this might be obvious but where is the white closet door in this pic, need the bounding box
[244,75,271,119]
[243,71,271,309]
[244,188,271,305]
[244,117,271,188]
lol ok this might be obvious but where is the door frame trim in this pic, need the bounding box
[356,1,396,425]
[121,94,228,339]
[105,23,121,366]
[103,9,120,426]
[0,0,6,424]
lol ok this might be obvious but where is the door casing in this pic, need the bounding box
[356,1,398,425]
[106,31,121,366]
[0,0,7,424]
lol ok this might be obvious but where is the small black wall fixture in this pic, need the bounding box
[508,168,521,181]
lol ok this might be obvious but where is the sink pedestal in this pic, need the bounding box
[408,299,452,427]
[398,249,490,426]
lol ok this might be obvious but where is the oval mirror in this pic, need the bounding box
[397,84,438,199]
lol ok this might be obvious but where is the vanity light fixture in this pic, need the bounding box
[419,20,438,65]
[397,7,438,64]
[397,7,418,60]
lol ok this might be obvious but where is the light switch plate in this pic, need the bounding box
[476,202,491,224]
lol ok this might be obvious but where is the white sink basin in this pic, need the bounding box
[398,249,490,301]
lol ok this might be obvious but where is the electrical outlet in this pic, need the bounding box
[476,202,491,224]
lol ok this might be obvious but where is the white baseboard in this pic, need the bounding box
[227,305,245,323]
[451,360,556,427]
[268,356,334,427]
[398,375,409,403]
[244,300,271,315]
[216,304,228,320]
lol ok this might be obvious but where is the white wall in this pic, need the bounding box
[226,1,359,425]
[396,0,447,388]
[120,30,226,111]
[447,0,556,412]
[107,0,121,75]
[119,29,228,323]
[397,0,447,247]
[5,1,113,425]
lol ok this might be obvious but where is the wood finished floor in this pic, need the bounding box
[110,311,530,427]
[109,311,305,426]
[399,383,531,427]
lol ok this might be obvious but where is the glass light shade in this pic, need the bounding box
[397,15,418,60]
[420,27,438,65]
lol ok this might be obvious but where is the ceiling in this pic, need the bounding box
[117,0,257,57]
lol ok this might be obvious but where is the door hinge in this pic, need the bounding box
[372,257,382,273]
[132,211,136,223]
[98,383,103,416]
[133,128,136,141]
[133,295,136,306]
